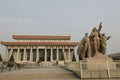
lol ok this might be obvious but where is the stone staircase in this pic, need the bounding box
[0,67,80,80]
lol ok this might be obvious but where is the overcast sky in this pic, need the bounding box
[0,0,120,56]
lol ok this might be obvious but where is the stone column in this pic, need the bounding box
[63,47,66,61]
[44,47,47,62]
[57,46,59,61]
[4,47,8,61]
[30,47,33,62]
[23,47,27,61]
[68,47,71,61]
[50,47,53,62]
[36,47,39,62]
[16,47,20,62]
[8,47,13,61]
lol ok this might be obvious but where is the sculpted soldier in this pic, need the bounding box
[82,33,91,59]
[90,22,102,54]
[100,33,111,54]
[77,37,86,60]
[77,22,111,60]
[90,27,100,53]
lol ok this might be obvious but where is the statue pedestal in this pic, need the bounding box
[82,53,116,70]
[81,53,118,79]
[88,52,112,60]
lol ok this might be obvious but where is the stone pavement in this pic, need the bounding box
[0,67,80,80]
[83,79,120,80]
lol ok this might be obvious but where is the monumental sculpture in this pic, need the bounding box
[77,22,111,60]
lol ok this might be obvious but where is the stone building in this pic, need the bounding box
[1,35,78,64]
[108,52,120,60]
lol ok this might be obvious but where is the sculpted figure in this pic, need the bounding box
[77,33,91,60]
[82,33,91,58]
[77,44,82,60]
[90,27,100,54]
[77,37,85,60]
[90,22,102,54]
[100,33,111,54]
[77,22,111,60]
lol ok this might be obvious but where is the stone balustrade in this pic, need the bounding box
[64,60,120,79]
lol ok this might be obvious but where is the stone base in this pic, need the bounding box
[80,53,118,79]
[58,61,64,66]
[86,52,112,60]
[40,62,53,67]
[81,52,116,70]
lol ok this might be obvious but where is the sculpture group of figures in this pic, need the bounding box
[77,22,111,60]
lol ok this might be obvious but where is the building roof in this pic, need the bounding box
[1,41,79,46]
[12,35,71,40]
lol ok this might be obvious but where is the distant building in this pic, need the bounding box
[1,35,78,64]
[108,52,120,60]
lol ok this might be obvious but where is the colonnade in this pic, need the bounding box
[5,46,75,63]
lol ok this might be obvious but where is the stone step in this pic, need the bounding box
[0,73,77,78]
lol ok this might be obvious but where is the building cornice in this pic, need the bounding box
[12,35,71,40]
[1,41,79,46]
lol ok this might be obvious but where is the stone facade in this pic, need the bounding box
[1,35,78,64]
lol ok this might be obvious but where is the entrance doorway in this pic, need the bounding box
[39,49,45,61]
[47,49,51,61]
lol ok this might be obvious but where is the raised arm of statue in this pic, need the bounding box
[98,22,102,32]
[107,36,112,40]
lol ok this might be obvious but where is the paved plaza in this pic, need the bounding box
[0,67,80,80]
[0,67,120,80]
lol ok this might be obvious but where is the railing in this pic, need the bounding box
[65,60,120,79]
